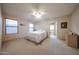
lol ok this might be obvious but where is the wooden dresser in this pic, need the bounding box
[67,34,79,48]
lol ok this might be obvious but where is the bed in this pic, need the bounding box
[25,30,48,44]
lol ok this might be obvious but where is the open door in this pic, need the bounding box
[50,22,57,36]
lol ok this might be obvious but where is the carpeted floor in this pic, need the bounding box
[1,36,79,55]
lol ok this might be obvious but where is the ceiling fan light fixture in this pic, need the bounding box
[32,11,45,19]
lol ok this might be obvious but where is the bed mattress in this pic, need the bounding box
[26,30,47,43]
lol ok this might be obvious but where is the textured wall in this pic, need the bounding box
[56,16,70,40]
[71,7,79,35]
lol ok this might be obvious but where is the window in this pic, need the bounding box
[29,23,34,32]
[6,19,18,34]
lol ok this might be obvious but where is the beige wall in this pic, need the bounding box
[35,16,71,40]
[3,15,71,41]
[57,16,71,40]
[0,5,2,52]
[3,16,30,41]
[71,7,79,35]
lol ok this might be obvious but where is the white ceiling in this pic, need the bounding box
[2,3,79,22]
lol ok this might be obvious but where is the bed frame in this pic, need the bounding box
[24,35,48,45]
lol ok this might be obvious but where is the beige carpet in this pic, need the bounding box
[2,36,79,55]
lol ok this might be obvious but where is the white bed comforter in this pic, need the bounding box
[26,30,47,43]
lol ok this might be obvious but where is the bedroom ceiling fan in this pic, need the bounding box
[32,11,44,18]
[32,4,45,19]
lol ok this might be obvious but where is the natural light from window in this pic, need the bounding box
[29,23,34,32]
[6,19,18,34]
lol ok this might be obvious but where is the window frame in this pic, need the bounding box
[5,18,19,35]
[29,23,34,32]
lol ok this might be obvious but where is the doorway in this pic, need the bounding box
[50,22,57,37]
